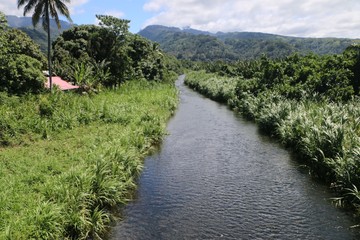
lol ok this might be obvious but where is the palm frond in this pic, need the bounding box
[21,0,39,15]
[55,1,72,22]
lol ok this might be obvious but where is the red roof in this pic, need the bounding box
[45,76,79,90]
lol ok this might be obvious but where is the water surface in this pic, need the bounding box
[111,76,359,239]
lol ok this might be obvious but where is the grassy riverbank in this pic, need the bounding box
[0,80,178,239]
[185,70,360,213]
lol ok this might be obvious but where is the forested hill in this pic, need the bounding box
[6,15,73,52]
[138,25,360,61]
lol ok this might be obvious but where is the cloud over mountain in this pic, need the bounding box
[143,0,360,38]
[1,0,359,38]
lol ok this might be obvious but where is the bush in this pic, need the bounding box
[0,54,45,94]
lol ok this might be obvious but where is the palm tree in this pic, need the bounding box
[17,0,72,91]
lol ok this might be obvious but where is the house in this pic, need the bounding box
[43,71,79,91]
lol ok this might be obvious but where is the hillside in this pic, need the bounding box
[6,15,73,52]
[139,25,360,61]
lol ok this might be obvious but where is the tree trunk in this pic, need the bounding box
[47,8,52,92]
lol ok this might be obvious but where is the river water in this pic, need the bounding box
[111,76,359,239]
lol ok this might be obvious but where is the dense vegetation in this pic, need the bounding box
[139,25,360,61]
[1,12,180,94]
[0,80,178,239]
[185,46,360,213]
[0,12,47,94]
[52,16,178,88]
[0,11,180,238]
[4,6,360,236]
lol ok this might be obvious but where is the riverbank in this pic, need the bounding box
[111,75,359,239]
[185,70,360,215]
[0,80,178,239]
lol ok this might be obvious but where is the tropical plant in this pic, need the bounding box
[17,0,72,91]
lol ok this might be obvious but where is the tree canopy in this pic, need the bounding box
[0,12,46,94]
[52,15,176,88]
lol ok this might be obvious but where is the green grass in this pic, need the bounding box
[184,70,238,103]
[0,80,178,239]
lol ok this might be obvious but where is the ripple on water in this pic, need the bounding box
[111,77,359,240]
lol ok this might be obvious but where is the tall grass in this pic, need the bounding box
[185,70,360,212]
[185,70,238,103]
[0,80,178,239]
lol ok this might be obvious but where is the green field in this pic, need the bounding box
[0,80,178,239]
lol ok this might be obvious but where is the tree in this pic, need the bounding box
[344,44,360,95]
[96,15,130,39]
[0,14,46,94]
[0,11,7,31]
[17,0,72,91]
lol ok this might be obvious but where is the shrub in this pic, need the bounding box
[0,55,45,94]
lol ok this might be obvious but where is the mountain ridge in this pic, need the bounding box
[6,15,73,30]
[5,15,360,61]
[138,25,360,61]
[6,15,74,53]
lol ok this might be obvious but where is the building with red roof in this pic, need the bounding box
[45,76,79,91]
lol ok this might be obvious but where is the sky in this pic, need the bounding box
[1,0,360,38]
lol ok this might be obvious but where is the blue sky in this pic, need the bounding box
[2,0,360,38]
[70,0,153,33]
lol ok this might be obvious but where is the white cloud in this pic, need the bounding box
[68,0,89,15]
[143,0,360,38]
[0,0,23,16]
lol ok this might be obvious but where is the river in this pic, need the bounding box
[111,75,359,239]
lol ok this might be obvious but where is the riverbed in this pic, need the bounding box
[111,75,359,239]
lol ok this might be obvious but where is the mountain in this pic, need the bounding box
[138,25,360,61]
[6,15,73,53]
[6,15,73,30]
[138,25,237,61]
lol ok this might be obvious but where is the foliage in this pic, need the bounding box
[5,28,47,65]
[127,34,169,81]
[185,70,237,103]
[0,80,178,238]
[0,14,46,94]
[0,11,7,30]
[96,14,130,39]
[199,52,357,102]
[53,16,176,86]
[17,0,72,91]
[343,44,360,95]
[0,55,45,94]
